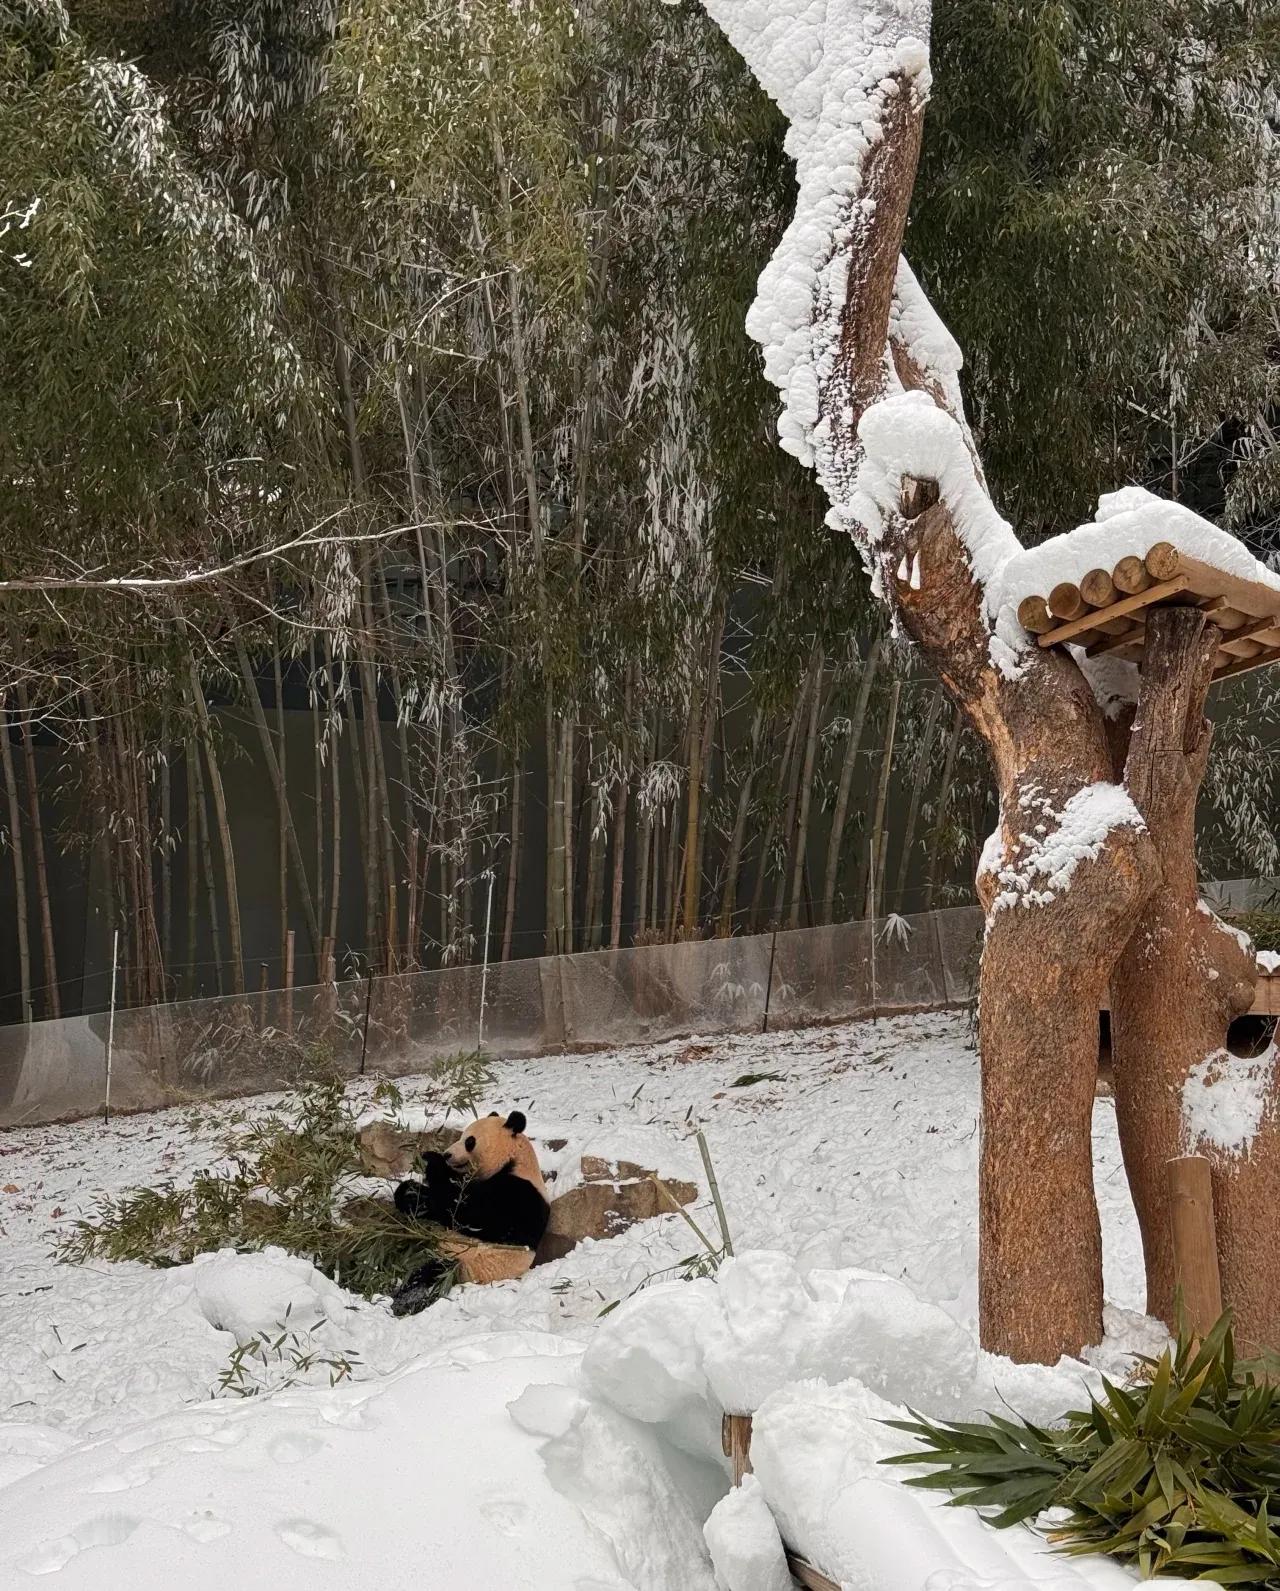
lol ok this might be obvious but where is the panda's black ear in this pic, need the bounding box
[489,1111,500,1118]
[504,1110,527,1135]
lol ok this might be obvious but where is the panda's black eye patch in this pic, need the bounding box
[464,1135,476,1152]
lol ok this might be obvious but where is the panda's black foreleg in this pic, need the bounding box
[389,1256,454,1318]
[393,1179,438,1221]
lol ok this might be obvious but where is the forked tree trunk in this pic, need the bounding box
[1108,608,1271,1346]
[892,487,1157,1363]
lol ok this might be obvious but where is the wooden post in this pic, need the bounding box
[259,961,269,1030]
[721,1413,754,1485]
[284,930,295,1033]
[1167,1154,1223,1336]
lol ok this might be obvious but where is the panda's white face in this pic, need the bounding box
[445,1112,523,1177]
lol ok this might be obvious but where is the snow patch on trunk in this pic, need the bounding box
[987,783,1145,915]
[1182,1047,1277,1157]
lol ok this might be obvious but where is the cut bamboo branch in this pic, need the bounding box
[1167,1154,1222,1339]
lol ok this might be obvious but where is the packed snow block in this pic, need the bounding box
[703,1474,792,1591]
[183,1248,347,1342]
[534,1157,699,1264]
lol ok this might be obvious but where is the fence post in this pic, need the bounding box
[478,869,495,1049]
[359,967,374,1075]
[721,1413,753,1484]
[761,927,779,1034]
[284,930,295,1033]
[1167,1153,1222,1337]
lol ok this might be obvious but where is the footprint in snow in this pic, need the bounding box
[18,1513,140,1576]
[275,1519,344,1560]
[178,1511,232,1544]
[266,1432,324,1466]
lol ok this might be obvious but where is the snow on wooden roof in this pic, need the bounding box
[1004,490,1280,684]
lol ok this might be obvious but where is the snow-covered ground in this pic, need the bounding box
[0,1012,1159,1588]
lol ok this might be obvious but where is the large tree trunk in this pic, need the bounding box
[897,490,1157,1363]
[1108,608,1265,1341]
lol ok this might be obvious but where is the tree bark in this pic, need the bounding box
[894,488,1158,1363]
[231,631,322,962]
[719,703,767,936]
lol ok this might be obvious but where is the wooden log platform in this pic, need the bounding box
[1021,542,1280,684]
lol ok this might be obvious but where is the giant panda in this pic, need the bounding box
[390,1110,550,1317]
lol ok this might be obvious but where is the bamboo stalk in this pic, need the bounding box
[16,684,58,1018]
[863,676,901,919]
[1,701,32,1021]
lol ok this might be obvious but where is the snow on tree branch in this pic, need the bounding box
[702,0,933,479]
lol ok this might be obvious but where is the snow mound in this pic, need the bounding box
[703,1473,791,1591]
[751,1378,1137,1589]
[587,1253,983,1432]
[0,1340,713,1591]
[180,1248,349,1342]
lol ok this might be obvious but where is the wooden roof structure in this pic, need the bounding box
[1016,541,1280,684]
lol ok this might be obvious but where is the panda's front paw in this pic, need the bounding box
[421,1149,452,1180]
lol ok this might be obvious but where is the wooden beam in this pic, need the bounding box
[1212,643,1280,685]
[1085,620,1145,658]
[1210,612,1280,654]
[1038,575,1192,649]
[785,1550,841,1591]
[1167,1155,1223,1339]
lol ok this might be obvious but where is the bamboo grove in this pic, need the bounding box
[1,0,1278,1020]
